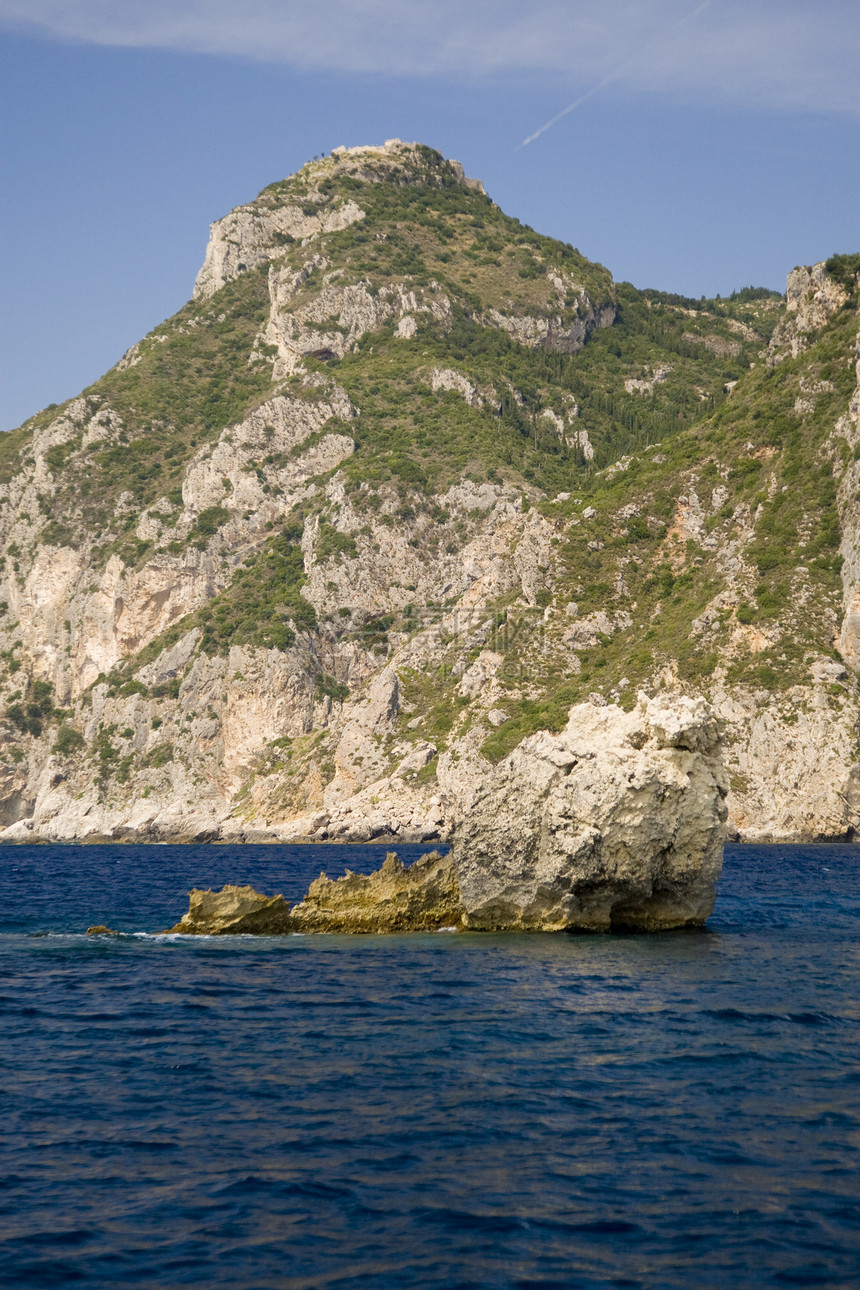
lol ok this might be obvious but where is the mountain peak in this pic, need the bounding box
[328,138,485,192]
[4,142,858,849]
[193,141,486,300]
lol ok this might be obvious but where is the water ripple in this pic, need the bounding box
[0,841,858,1287]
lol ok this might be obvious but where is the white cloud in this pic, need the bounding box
[2,0,858,115]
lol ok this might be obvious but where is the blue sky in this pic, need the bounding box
[1,0,858,431]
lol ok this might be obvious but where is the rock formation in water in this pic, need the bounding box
[289,849,460,932]
[163,849,459,934]
[164,883,293,935]
[452,691,727,931]
[0,139,858,844]
[162,691,727,933]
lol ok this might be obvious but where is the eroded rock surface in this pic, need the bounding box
[164,884,293,935]
[160,692,726,935]
[451,693,728,932]
[291,850,460,932]
[163,850,460,935]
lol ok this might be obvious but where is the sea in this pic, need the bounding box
[0,842,858,1289]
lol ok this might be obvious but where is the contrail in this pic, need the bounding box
[519,0,715,148]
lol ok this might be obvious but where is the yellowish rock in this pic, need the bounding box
[162,851,461,936]
[291,850,461,933]
[162,884,293,935]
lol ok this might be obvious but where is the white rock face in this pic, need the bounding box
[485,300,615,354]
[194,200,366,300]
[73,552,219,692]
[564,609,632,651]
[769,262,847,362]
[570,428,594,460]
[682,332,741,359]
[451,693,728,931]
[430,367,485,407]
[181,387,355,516]
[711,682,859,842]
[625,364,672,395]
[263,275,451,377]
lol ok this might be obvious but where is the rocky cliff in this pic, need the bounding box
[0,142,858,843]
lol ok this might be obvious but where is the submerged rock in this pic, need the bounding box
[162,884,293,935]
[451,692,728,932]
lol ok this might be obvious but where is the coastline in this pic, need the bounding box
[2,823,859,845]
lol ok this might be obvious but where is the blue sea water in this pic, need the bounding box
[0,843,858,1290]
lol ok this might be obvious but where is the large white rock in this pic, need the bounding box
[451,692,728,931]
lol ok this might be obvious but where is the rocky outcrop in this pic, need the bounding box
[161,694,727,935]
[451,693,727,932]
[263,275,451,377]
[194,201,366,301]
[163,850,460,935]
[429,366,495,409]
[485,302,615,354]
[625,364,672,395]
[290,850,460,932]
[682,332,742,359]
[769,262,847,362]
[164,884,293,935]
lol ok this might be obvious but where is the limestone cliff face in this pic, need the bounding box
[194,199,367,302]
[769,264,847,362]
[0,141,858,844]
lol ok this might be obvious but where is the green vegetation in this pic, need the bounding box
[122,520,317,670]
[190,505,229,547]
[142,743,174,769]
[93,724,121,782]
[480,683,581,763]
[825,253,860,292]
[5,142,857,796]
[315,522,357,562]
[22,268,274,563]
[316,673,350,702]
[197,522,315,653]
[53,725,85,756]
[5,680,56,738]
